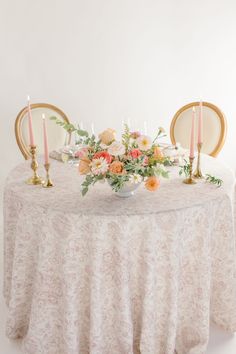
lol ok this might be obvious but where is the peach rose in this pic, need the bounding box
[145,176,160,191]
[109,161,125,175]
[98,129,116,145]
[78,158,91,175]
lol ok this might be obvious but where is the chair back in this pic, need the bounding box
[15,103,70,159]
[170,101,227,157]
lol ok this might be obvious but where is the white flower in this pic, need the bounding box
[90,157,109,175]
[137,135,152,151]
[129,174,142,184]
[107,141,125,157]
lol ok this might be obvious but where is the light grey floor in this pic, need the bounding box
[1,209,236,354]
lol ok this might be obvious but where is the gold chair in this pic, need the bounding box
[15,103,71,159]
[170,101,227,157]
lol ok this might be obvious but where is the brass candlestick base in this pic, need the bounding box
[43,163,54,188]
[193,143,203,178]
[183,156,196,185]
[26,145,44,185]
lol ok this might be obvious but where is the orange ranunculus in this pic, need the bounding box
[145,176,160,191]
[98,128,116,145]
[78,158,91,175]
[153,146,163,159]
[109,160,125,175]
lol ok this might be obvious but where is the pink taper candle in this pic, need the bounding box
[190,107,195,158]
[27,95,35,146]
[42,114,49,164]
[198,100,203,144]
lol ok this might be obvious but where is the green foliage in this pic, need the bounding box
[205,174,223,187]
[124,156,145,174]
[156,167,169,178]
[122,124,131,153]
[179,159,191,178]
[107,174,129,192]
[163,157,174,166]
[50,116,89,142]
[50,116,105,150]
[81,174,104,196]
[179,160,223,188]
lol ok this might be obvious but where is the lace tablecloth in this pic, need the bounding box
[3,155,236,354]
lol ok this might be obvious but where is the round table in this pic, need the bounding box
[3,155,236,354]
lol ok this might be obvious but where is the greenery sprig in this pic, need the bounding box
[50,116,102,150]
[179,160,223,187]
[205,174,223,187]
[81,174,104,196]
[50,116,88,136]
[179,159,191,178]
[122,124,131,153]
[107,174,130,192]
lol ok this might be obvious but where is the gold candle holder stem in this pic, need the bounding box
[26,145,44,185]
[183,156,196,185]
[193,143,203,178]
[43,163,54,188]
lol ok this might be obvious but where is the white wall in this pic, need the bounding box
[1,0,236,196]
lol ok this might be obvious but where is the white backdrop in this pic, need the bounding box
[1,0,236,198]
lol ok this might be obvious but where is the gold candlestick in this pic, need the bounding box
[193,142,203,178]
[26,145,44,185]
[183,156,196,185]
[43,163,54,188]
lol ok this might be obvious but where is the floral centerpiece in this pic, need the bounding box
[51,117,170,196]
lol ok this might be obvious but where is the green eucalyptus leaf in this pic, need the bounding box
[77,129,89,137]
[205,174,223,187]
[161,170,169,178]
[82,188,88,196]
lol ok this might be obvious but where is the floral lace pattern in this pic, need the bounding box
[3,155,236,354]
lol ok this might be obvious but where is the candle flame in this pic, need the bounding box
[27,95,30,102]
[42,113,46,119]
[192,107,196,112]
